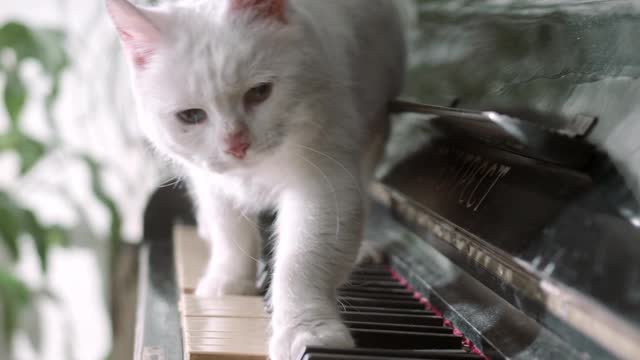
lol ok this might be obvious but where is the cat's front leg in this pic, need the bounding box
[194,192,261,297]
[269,180,363,359]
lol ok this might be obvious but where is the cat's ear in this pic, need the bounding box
[228,0,287,23]
[106,0,162,69]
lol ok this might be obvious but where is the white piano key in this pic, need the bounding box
[174,225,210,293]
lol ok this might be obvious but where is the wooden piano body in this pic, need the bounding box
[133,2,640,359]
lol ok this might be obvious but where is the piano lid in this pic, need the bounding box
[375,99,640,359]
[388,5,640,351]
[402,0,640,197]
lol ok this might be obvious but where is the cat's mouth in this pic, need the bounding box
[204,154,260,174]
[202,141,282,174]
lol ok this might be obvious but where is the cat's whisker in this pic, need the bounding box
[301,120,332,139]
[293,144,362,196]
[231,216,262,265]
[293,153,341,244]
[241,211,266,232]
[158,174,185,189]
[336,297,349,312]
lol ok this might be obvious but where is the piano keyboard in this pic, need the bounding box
[174,225,487,360]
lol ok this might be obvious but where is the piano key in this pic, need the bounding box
[351,328,462,349]
[338,290,419,301]
[302,355,432,360]
[339,297,424,310]
[341,311,444,326]
[348,275,398,282]
[182,295,268,318]
[184,317,270,332]
[344,321,453,334]
[351,265,393,276]
[187,345,266,360]
[173,225,210,293]
[339,287,415,296]
[340,306,435,316]
[350,268,393,277]
[347,274,397,281]
[301,348,484,360]
[302,354,464,360]
[173,225,486,360]
[188,337,267,346]
[342,281,408,290]
[301,348,485,360]
[183,317,269,359]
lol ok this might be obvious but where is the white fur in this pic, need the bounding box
[106,0,406,358]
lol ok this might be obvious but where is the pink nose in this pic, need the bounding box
[224,130,250,159]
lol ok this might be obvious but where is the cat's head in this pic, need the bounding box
[106,0,324,173]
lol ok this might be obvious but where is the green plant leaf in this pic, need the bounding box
[0,22,67,72]
[44,78,61,133]
[22,211,48,272]
[0,269,32,347]
[3,70,26,128]
[15,134,46,175]
[81,157,123,264]
[0,192,68,268]
[0,192,25,260]
[0,206,20,260]
[0,21,69,134]
[46,226,68,247]
[0,22,38,61]
[0,132,47,175]
[30,28,68,76]
[0,20,71,350]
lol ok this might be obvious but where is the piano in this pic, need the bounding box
[132,2,640,359]
[134,95,640,359]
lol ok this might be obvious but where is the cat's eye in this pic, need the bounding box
[244,82,273,108]
[176,109,208,125]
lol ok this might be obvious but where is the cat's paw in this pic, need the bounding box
[194,276,258,297]
[269,319,354,360]
[355,240,385,266]
[196,223,209,241]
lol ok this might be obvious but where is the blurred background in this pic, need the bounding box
[1,0,639,360]
[0,1,160,359]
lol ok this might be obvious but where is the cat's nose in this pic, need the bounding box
[224,130,250,159]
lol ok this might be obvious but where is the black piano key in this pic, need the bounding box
[342,281,408,290]
[350,269,392,277]
[302,354,472,360]
[345,276,400,283]
[339,297,425,310]
[302,355,442,360]
[341,306,435,316]
[341,311,444,326]
[339,290,419,301]
[348,274,397,281]
[301,348,485,360]
[344,321,453,334]
[339,287,415,296]
[351,328,462,350]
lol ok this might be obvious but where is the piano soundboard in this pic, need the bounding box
[173,225,486,360]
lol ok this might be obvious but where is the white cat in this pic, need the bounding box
[105,0,406,358]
